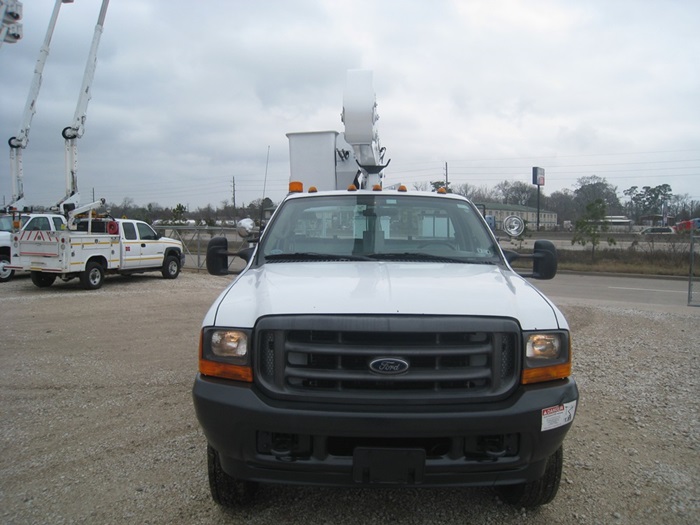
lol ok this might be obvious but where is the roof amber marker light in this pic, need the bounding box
[308,186,318,193]
[372,184,382,191]
[347,184,358,191]
[437,187,447,194]
[289,181,304,193]
[398,185,408,192]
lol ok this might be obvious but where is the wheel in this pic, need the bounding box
[0,254,14,283]
[207,445,257,507]
[499,446,563,508]
[80,261,105,290]
[30,271,56,288]
[161,254,181,279]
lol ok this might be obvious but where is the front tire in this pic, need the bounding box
[161,254,181,279]
[207,445,257,508]
[80,261,105,290]
[0,254,14,283]
[31,271,56,288]
[499,446,563,508]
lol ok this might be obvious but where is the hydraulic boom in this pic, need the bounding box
[6,0,72,212]
[57,0,109,214]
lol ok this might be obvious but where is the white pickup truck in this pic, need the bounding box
[0,215,16,283]
[1,213,67,283]
[9,217,185,290]
[195,187,578,509]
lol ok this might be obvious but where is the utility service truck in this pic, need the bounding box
[0,211,66,282]
[8,199,184,290]
[193,71,578,509]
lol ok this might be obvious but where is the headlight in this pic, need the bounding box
[526,334,562,359]
[211,330,248,358]
[199,327,253,382]
[522,331,571,385]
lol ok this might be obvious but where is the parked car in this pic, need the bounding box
[637,226,675,235]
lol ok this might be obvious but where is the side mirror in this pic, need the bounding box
[237,218,255,239]
[206,237,230,275]
[532,240,558,280]
[503,215,525,238]
[206,236,256,275]
[503,240,558,280]
[237,246,255,263]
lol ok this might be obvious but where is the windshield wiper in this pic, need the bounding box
[265,252,373,262]
[368,253,499,264]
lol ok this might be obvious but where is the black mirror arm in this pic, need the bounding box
[237,246,255,263]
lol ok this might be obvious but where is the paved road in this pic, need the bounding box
[528,272,697,314]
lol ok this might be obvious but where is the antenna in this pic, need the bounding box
[260,145,270,227]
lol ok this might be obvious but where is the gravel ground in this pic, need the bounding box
[1,271,698,524]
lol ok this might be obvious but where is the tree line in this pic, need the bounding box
[103,176,699,227]
[426,176,700,225]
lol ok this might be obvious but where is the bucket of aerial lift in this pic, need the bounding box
[286,131,339,191]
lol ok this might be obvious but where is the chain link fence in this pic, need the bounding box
[156,226,700,305]
[690,234,700,307]
[153,225,249,273]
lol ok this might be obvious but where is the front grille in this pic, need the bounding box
[254,315,521,404]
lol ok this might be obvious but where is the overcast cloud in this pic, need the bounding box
[1,0,699,211]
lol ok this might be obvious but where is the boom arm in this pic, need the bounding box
[58,0,109,214]
[341,70,389,189]
[6,0,71,212]
[66,197,106,230]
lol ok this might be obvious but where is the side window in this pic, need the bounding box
[52,217,65,230]
[122,222,137,240]
[24,217,50,231]
[136,222,157,240]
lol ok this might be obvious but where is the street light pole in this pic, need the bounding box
[532,167,545,231]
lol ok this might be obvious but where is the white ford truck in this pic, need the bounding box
[0,215,15,283]
[9,210,184,290]
[192,71,577,509]
[195,185,578,509]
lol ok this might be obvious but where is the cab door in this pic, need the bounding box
[120,221,141,268]
[135,222,163,268]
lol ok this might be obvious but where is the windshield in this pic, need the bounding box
[259,194,501,263]
[0,215,12,232]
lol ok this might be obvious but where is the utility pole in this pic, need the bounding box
[231,176,236,219]
[260,146,270,227]
[444,162,449,192]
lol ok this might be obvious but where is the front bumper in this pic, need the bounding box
[193,375,578,488]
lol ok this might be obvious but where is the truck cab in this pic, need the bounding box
[21,213,66,232]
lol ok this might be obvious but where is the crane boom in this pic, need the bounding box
[57,0,109,214]
[286,70,389,191]
[341,70,389,188]
[6,0,71,212]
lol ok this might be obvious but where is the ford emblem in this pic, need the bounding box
[369,357,409,375]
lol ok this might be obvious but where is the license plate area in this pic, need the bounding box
[352,447,426,484]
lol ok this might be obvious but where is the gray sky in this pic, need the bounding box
[1,0,699,211]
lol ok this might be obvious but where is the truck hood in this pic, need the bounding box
[206,262,566,331]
